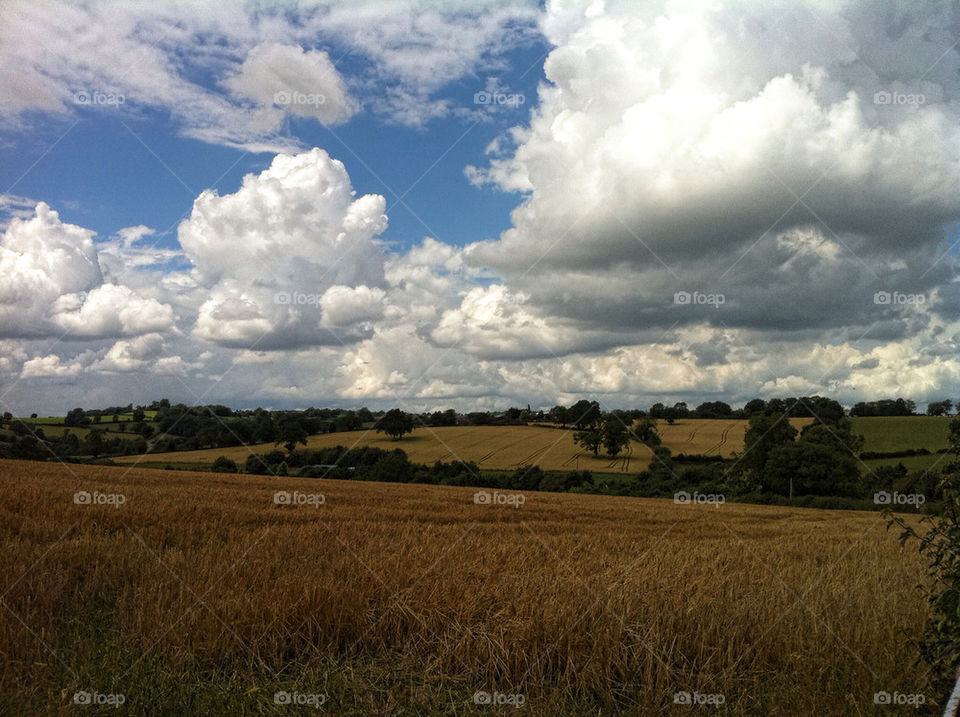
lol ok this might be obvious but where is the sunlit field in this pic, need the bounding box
[1,460,931,715]
[115,418,815,472]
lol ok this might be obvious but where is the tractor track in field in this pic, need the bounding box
[707,424,733,456]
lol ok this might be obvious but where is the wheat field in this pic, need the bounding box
[115,418,815,472]
[0,459,933,714]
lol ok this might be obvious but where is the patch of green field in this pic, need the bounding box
[851,416,951,453]
[862,453,950,475]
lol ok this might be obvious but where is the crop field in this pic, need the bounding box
[116,418,815,472]
[0,460,931,715]
[117,424,655,473]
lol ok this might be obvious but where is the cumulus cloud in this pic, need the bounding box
[465,0,960,343]
[179,148,389,349]
[0,203,175,339]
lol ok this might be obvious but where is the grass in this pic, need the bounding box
[863,453,950,474]
[851,416,952,453]
[0,460,934,715]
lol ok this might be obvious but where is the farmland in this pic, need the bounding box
[116,418,815,472]
[0,460,931,715]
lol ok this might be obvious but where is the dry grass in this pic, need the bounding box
[0,459,933,714]
[115,418,814,472]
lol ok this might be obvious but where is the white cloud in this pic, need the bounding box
[180,148,389,348]
[21,354,84,378]
[226,43,357,125]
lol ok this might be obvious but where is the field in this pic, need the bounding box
[0,460,933,715]
[115,418,814,472]
[851,416,952,453]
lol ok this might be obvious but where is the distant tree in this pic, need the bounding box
[548,405,571,427]
[570,400,601,429]
[132,406,146,422]
[376,409,415,440]
[84,429,106,458]
[29,413,37,419]
[276,420,308,453]
[949,417,960,454]
[64,408,89,427]
[2,411,12,422]
[211,456,238,473]
[600,417,630,457]
[633,416,661,446]
[928,400,953,417]
[648,402,666,419]
[574,429,602,456]
[738,413,797,476]
[742,399,766,417]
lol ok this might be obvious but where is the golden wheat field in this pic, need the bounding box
[115,418,814,472]
[0,459,932,715]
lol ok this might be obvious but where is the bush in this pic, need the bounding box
[211,456,238,473]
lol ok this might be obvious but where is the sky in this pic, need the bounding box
[1,0,959,416]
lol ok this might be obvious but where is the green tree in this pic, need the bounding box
[276,420,308,453]
[376,408,414,440]
[738,413,797,476]
[211,456,238,473]
[574,429,602,456]
[600,417,630,457]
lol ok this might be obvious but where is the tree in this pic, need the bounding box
[742,399,766,416]
[376,409,414,440]
[601,417,630,457]
[132,406,146,422]
[633,416,661,446]
[570,400,601,429]
[64,408,89,427]
[276,420,308,453]
[574,429,602,456]
[738,413,797,476]
[928,399,953,417]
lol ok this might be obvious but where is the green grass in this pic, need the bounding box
[851,415,952,453]
[862,453,950,474]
